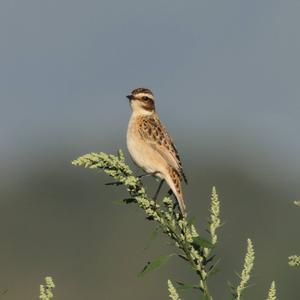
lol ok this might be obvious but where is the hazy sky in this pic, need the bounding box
[1,0,300,181]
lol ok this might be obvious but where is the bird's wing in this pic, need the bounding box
[138,115,187,183]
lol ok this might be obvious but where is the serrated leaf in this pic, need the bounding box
[176,281,200,290]
[138,254,174,277]
[192,237,214,249]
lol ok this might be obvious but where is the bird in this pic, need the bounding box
[126,87,188,217]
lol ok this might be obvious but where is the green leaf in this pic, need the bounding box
[178,254,189,262]
[207,258,221,276]
[208,267,220,277]
[123,198,136,204]
[187,216,196,226]
[144,227,159,250]
[176,281,200,290]
[202,294,211,300]
[112,198,136,205]
[138,254,174,277]
[192,237,214,249]
[112,199,126,205]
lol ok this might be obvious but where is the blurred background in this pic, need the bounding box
[0,0,299,299]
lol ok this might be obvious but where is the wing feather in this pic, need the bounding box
[138,115,187,183]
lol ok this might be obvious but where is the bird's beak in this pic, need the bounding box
[126,95,134,100]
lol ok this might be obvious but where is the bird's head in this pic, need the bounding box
[126,88,155,115]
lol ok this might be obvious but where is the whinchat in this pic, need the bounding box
[126,88,187,217]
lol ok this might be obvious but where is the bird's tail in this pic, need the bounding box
[165,167,187,217]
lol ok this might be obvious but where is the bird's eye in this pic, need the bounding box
[142,96,149,101]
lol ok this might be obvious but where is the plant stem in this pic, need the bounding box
[155,209,213,299]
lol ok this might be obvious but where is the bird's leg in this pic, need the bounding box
[138,171,159,179]
[153,179,165,200]
[138,173,152,179]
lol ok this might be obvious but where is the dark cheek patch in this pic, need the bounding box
[142,99,155,111]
